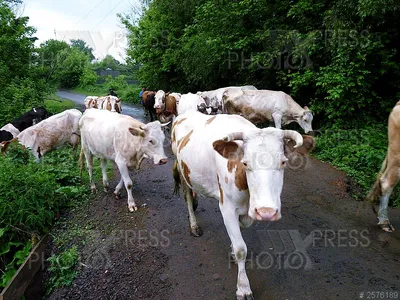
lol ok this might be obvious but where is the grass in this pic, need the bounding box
[44,94,76,114]
[313,123,400,207]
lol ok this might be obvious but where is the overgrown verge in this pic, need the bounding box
[313,124,400,207]
[0,145,90,289]
[44,94,76,115]
[74,75,141,104]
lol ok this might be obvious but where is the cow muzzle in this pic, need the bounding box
[158,158,168,165]
[255,207,279,222]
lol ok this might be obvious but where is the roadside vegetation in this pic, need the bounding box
[122,0,400,207]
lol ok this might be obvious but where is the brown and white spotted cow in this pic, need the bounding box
[98,96,122,113]
[84,96,99,109]
[365,101,400,232]
[1,109,82,161]
[154,90,181,123]
[171,110,314,300]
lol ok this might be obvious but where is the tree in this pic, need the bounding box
[92,54,121,71]
[0,1,49,125]
[70,39,95,61]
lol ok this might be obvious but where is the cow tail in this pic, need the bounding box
[172,160,181,196]
[365,154,388,208]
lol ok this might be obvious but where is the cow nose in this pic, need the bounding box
[158,158,168,165]
[255,207,279,221]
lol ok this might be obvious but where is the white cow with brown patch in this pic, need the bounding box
[365,100,400,232]
[223,89,313,133]
[1,109,82,161]
[98,95,122,113]
[171,110,314,300]
[84,96,99,109]
[79,109,168,212]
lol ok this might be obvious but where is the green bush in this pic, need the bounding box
[79,67,98,88]
[313,124,400,207]
[47,246,80,293]
[0,145,89,288]
[119,85,142,104]
[105,75,128,91]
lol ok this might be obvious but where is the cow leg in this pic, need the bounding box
[220,204,253,300]
[100,158,109,192]
[377,168,398,232]
[115,159,137,212]
[179,172,202,237]
[272,112,282,129]
[113,178,124,199]
[83,148,96,192]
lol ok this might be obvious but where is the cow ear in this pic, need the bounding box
[304,106,309,111]
[129,127,145,137]
[284,135,315,156]
[213,140,243,160]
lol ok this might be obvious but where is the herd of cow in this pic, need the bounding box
[0,86,397,299]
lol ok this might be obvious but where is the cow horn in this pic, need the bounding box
[283,130,303,148]
[223,132,244,142]
[161,121,171,127]
[140,125,145,130]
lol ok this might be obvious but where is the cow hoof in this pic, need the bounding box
[378,222,395,232]
[192,198,198,211]
[236,293,254,300]
[103,187,108,193]
[190,226,203,237]
[91,186,97,193]
[128,206,138,212]
[113,192,120,200]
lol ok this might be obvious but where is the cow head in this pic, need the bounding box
[215,128,313,222]
[128,121,168,165]
[298,107,313,133]
[154,90,166,110]
[107,96,121,113]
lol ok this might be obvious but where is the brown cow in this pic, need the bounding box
[365,101,400,232]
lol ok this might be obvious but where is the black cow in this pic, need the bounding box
[145,93,156,121]
[0,130,13,143]
[11,107,49,132]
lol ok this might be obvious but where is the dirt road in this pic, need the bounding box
[43,91,400,300]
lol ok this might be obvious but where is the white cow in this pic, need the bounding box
[197,85,257,114]
[171,110,314,299]
[177,93,208,115]
[1,109,82,161]
[79,109,168,212]
[0,123,20,138]
[223,89,313,133]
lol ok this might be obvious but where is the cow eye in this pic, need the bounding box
[280,161,286,168]
[242,162,248,168]
[149,140,154,144]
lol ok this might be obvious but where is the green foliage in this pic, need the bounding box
[0,1,50,126]
[70,39,94,61]
[44,94,76,115]
[0,146,90,288]
[47,246,80,293]
[105,75,128,90]
[313,124,400,207]
[92,54,121,71]
[55,48,90,88]
[79,67,98,88]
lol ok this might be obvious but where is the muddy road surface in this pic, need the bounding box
[41,91,399,300]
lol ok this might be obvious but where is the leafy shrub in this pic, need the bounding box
[79,67,98,88]
[47,246,80,293]
[119,85,142,104]
[105,75,128,91]
[314,124,400,207]
[0,145,89,288]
